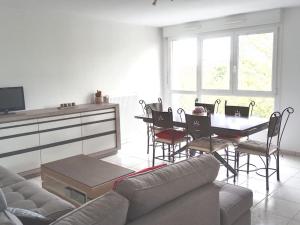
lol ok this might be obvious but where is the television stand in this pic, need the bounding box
[1,110,16,116]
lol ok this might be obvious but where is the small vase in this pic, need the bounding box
[95,96,102,104]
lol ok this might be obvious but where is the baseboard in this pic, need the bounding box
[281,149,300,157]
[88,148,118,159]
[19,168,41,179]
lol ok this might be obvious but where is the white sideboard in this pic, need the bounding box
[0,103,120,174]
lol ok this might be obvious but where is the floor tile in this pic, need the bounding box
[255,197,300,219]
[287,220,300,225]
[271,186,300,204]
[292,210,300,221]
[252,211,290,225]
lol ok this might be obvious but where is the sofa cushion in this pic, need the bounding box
[0,166,25,188]
[0,188,7,211]
[115,155,220,221]
[0,188,23,225]
[216,182,253,225]
[2,180,75,221]
[50,191,129,225]
[8,207,51,225]
[0,211,23,225]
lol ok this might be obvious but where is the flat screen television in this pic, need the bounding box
[0,86,25,114]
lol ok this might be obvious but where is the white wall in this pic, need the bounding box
[279,7,300,153]
[0,8,162,110]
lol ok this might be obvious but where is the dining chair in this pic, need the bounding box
[150,107,187,166]
[218,100,256,176]
[184,113,231,175]
[195,98,221,114]
[139,98,163,154]
[235,111,285,190]
[224,100,255,118]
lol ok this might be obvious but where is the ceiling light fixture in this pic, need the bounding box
[152,0,173,6]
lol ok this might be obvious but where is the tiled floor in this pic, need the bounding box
[30,139,300,225]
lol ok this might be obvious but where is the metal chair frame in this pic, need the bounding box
[139,98,163,154]
[235,111,284,190]
[149,107,187,166]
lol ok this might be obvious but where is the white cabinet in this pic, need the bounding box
[0,104,120,174]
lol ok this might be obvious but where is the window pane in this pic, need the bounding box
[172,94,196,112]
[171,38,197,91]
[238,32,274,91]
[202,37,231,90]
[201,95,274,118]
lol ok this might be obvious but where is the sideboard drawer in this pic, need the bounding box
[38,114,81,130]
[0,151,41,173]
[83,134,116,155]
[80,108,115,117]
[82,120,115,136]
[0,124,38,138]
[81,113,115,123]
[41,141,83,164]
[0,134,39,154]
[40,127,82,145]
[0,119,37,129]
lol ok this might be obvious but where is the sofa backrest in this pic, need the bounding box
[50,191,129,225]
[126,183,220,225]
[115,155,220,221]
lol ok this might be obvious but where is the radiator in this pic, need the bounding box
[110,95,141,144]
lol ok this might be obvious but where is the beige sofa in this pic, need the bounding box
[0,155,252,225]
[51,155,253,225]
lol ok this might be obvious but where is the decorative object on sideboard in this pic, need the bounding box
[152,0,174,6]
[95,90,102,104]
[103,95,109,103]
[58,102,76,109]
[192,106,207,116]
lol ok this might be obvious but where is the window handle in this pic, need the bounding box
[233,65,237,74]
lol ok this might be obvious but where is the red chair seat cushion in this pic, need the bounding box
[155,129,186,140]
[113,164,167,190]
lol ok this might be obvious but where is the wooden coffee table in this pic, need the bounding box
[41,155,134,206]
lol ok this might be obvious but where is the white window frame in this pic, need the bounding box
[166,24,279,107]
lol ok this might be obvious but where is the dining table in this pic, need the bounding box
[135,113,269,176]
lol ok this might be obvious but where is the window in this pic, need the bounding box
[168,27,277,118]
[238,32,274,91]
[201,36,231,90]
[170,38,197,91]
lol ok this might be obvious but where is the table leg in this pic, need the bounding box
[170,145,188,157]
[212,152,237,176]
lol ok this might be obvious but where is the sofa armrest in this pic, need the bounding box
[215,182,253,225]
[50,191,129,225]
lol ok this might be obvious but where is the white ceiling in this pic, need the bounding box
[1,0,300,27]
